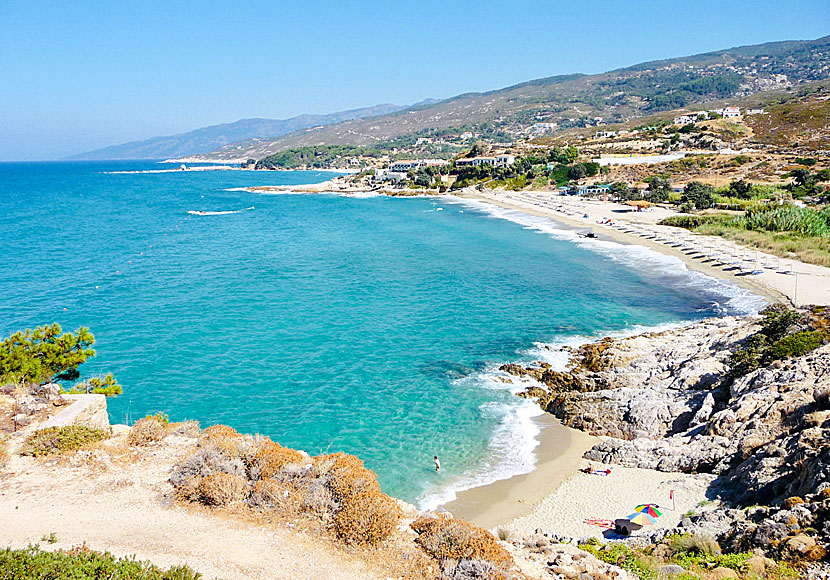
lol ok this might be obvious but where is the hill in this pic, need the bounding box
[188,35,830,162]
[66,103,415,160]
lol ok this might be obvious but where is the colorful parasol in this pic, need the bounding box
[625,511,657,526]
[633,504,662,518]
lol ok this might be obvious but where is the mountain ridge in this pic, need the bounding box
[66,103,413,160]
[187,35,830,162]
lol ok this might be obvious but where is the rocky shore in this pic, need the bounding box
[501,308,830,574]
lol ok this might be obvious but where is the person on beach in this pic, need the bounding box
[434,456,441,472]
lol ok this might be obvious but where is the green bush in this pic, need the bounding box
[764,331,826,362]
[580,542,657,579]
[743,205,830,237]
[0,546,201,579]
[22,425,108,457]
[659,214,734,229]
[65,373,122,396]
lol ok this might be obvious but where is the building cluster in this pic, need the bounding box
[673,106,746,125]
[454,154,516,168]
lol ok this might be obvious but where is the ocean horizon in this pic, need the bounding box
[0,160,765,506]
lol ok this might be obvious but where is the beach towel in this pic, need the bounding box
[585,518,615,529]
[589,470,611,476]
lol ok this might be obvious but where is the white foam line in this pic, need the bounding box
[442,196,766,316]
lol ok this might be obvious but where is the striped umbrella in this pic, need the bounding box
[626,511,657,526]
[634,504,662,518]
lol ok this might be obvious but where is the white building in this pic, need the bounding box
[455,154,515,168]
[530,122,558,134]
[746,108,765,115]
[388,159,424,172]
[722,107,741,118]
[673,111,707,125]
[594,131,617,138]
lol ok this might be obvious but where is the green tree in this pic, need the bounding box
[1,324,96,384]
[682,182,715,209]
[644,176,672,202]
[568,164,587,181]
[728,179,753,199]
[466,141,489,158]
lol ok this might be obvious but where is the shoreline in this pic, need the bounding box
[237,178,830,534]
[442,414,598,529]
[456,188,830,308]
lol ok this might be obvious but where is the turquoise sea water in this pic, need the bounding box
[0,161,763,505]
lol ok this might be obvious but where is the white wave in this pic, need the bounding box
[442,196,766,316]
[416,315,720,511]
[417,367,544,511]
[187,206,254,216]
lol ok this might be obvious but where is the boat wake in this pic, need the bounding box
[187,206,254,216]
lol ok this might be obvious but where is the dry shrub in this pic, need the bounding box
[0,438,8,468]
[333,491,401,545]
[201,424,245,458]
[169,445,246,487]
[168,420,201,437]
[127,415,168,446]
[198,472,248,506]
[410,517,513,569]
[784,496,805,508]
[314,452,381,501]
[175,476,203,502]
[249,440,304,480]
[249,477,293,510]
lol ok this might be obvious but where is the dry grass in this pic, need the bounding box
[198,472,249,506]
[695,224,830,267]
[127,415,168,447]
[0,438,8,467]
[168,420,201,437]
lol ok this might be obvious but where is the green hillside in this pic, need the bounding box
[192,35,830,162]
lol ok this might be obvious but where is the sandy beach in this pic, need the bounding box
[506,465,716,539]
[460,188,830,307]
[443,414,598,529]
[433,186,830,540]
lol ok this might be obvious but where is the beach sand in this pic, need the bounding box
[443,414,598,529]
[460,188,830,308]
[506,464,716,539]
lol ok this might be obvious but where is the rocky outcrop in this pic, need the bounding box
[508,315,830,507]
[41,394,110,431]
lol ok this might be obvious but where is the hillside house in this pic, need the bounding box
[389,160,424,172]
[723,107,741,118]
[455,154,516,168]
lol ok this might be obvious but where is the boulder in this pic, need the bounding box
[657,564,686,576]
[709,567,738,579]
[41,394,110,431]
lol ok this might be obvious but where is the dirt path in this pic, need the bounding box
[0,436,379,580]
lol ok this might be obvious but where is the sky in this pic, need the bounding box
[1,0,829,161]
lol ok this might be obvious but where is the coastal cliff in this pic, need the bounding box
[504,308,830,571]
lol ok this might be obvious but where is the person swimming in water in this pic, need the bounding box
[434,456,441,472]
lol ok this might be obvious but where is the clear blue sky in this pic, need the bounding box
[1,0,828,160]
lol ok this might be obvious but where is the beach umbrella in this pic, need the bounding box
[634,504,662,518]
[626,512,658,526]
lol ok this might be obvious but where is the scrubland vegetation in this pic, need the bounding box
[155,422,517,579]
[0,545,202,580]
[728,305,830,377]
[22,425,109,457]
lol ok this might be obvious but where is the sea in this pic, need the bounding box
[0,161,765,507]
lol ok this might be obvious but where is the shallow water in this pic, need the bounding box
[0,161,763,504]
